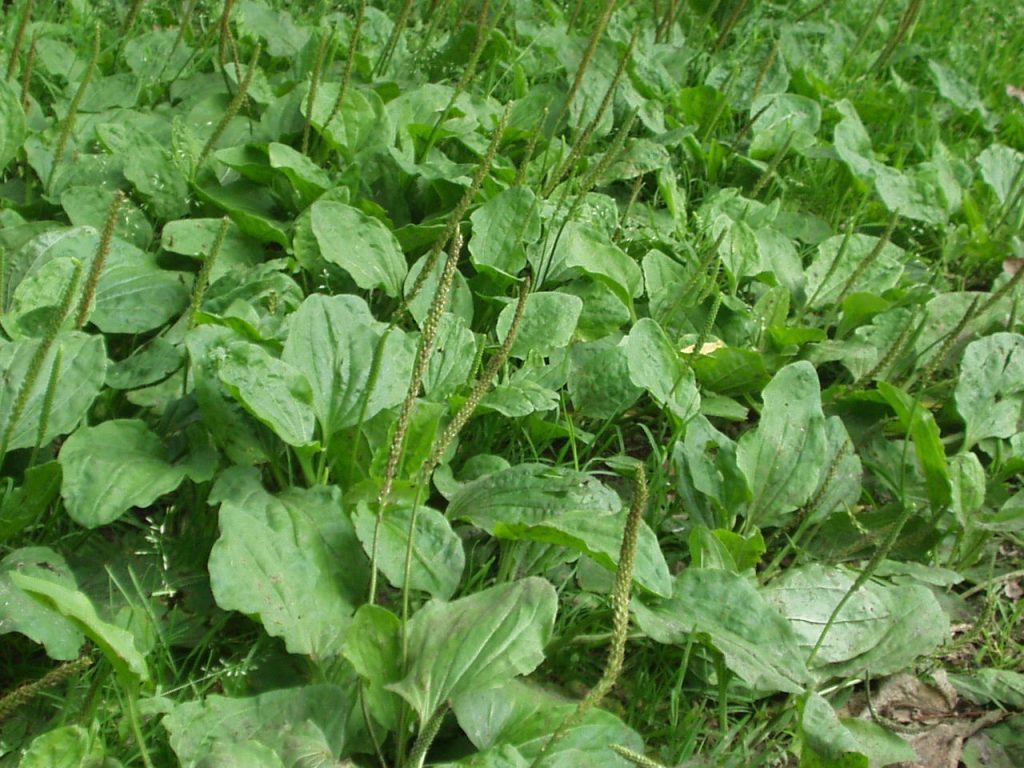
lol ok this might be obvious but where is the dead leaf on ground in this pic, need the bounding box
[852,672,1010,768]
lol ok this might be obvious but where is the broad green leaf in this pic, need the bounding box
[736,362,828,528]
[955,333,1024,450]
[404,251,476,328]
[453,680,644,768]
[548,223,643,309]
[96,122,189,220]
[632,568,812,693]
[496,292,583,360]
[106,338,184,390]
[423,313,478,400]
[642,249,694,333]
[65,237,186,334]
[673,415,750,529]
[690,347,770,396]
[161,218,262,280]
[804,234,905,310]
[208,468,368,659]
[625,318,700,422]
[267,141,331,205]
[59,419,195,528]
[195,741,285,768]
[388,577,557,722]
[0,80,26,174]
[20,725,106,768]
[929,60,989,120]
[806,417,862,523]
[818,582,948,679]
[0,332,106,452]
[568,337,642,420]
[452,474,672,596]
[949,669,1024,709]
[962,715,1024,768]
[877,382,952,508]
[949,452,986,528]
[749,93,821,158]
[234,0,309,57]
[763,565,892,668]
[185,326,270,466]
[469,186,541,277]
[0,462,61,542]
[282,294,415,438]
[61,185,153,249]
[561,279,631,340]
[124,28,194,82]
[436,745,528,768]
[309,200,407,297]
[164,683,365,768]
[977,145,1024,205]
[11,572,148,682]
[481,379,560,417]
[352,503,464,600]
[0,547,83,659]
[833,101,956,224]
[343,605,404,730]
[307,83,394,161]
[841,719,917,768]
[799,693,869,768]
[192,177,290,247]
[216,340,316,447]
[688,526,765,572]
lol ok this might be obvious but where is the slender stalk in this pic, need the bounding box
[75,191,124,329]
[0,655,93,723]
[803,217,856,313]
[514,107,548,186]
[303,30,334,154]
[915,296,979,385]
[322,0,366,140]
[47,24,100,193]
[416,0,456,58]
[750,131,793,197]
[529,466,648,768]
[974,259,1024,319]
[20,30,37,110]
[0,261,81,459]
[5,0,34,81]
[552,0,617,133]
[713,0,750,52]
[843,0,890,77]
[28,345,61,467]
[417,0,496,163]
[543,26,638,197]
[121,0,145,37]
[217,0,236,70]
[871,0,923,73]
[406,704,448,768]
[806,499,916,666]
[566,0,586,32]
[368,227,465,603]
[750,37,781,103]
[610,745,670,768]
[404,105,511,312]
[187,217,228,327]
[835,214,898,306]
[536,110,638,289]
[422,275,531,476]
[167,0,198,62]
[195,42,262,173]
[374,0,414,77]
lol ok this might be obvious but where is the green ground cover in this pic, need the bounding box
[1,0,1023,765]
